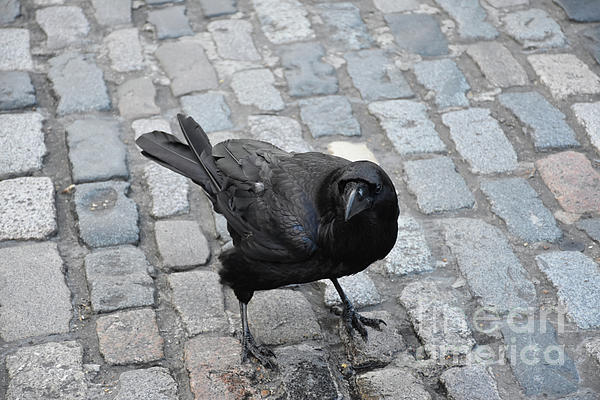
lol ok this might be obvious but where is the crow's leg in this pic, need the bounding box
[239,301,277,369]
[331,278,386,341]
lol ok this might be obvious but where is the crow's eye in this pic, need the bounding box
[375,184,382,194]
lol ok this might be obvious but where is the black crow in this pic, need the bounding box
[137,114,399,367]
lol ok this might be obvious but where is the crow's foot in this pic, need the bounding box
[341,303,386,341]
[241,331,277,369]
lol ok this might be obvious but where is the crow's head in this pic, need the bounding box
[334,161,398,222]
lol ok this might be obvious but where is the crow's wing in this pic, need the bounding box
[212,139,346,263]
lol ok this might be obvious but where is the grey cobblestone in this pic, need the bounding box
[207,19,260,61]
[434,0,498,39]
[180,92,232,132]
[585,338,600,364]
[117,76,160,119]
[156,40,217,97]
[323,270,381,308]
[248,115,311,153]
[147,5,192,39]
[0,28,33,70]
[499,91,579,150]
[114,367,178,400]
[414,59,470,111]
[0,177,56,241]
[198,0,237,18]
[404,156,474,214]
[344,49,413,101]
[168,270,228,335]
[74,180,139,247]
[252,0,314,44]
[91,0,131,26]
[385,13,448,56]
[528,54,600,99]
[356,368,432,400]
[373,0,418,13]
[536,251,600,329]
[0,112,44,178]
[66,118,128,183]
[300,95,360,137]
[231,68,284,111]
[0,0,20,24]
[143,163,189,218]
[555,0,600,22]
[48,52,110,115]
[369,100,445,155]
[442,108,517,174]
[327,141,377,162]
[36,6,89,49]
[0,71,36,110]
[466,42,528,88]
[280,42,338,97]
[501,320,578,396]
[481,177,562,243]
[6,341,87,400]
[576,218,600,242]
[572,102,600,154]
[103,28,144,72]
[440,365,502,400]
[316,2,372,51]
[381,215,432,275]
[155,220,210,270]
[85,246,155,313]
[0,242,71,341]
[502,9,566,49]
[444,218,536,312]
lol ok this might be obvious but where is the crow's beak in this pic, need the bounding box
[344,182,370,221]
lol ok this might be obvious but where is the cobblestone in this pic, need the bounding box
[0,0,20,24]
[300,95,360,138]
[231,68,284,111]
[5,341,87,400]
[48,52,111,115]
[316,2,372,51]
[180,92,232,132]
[434,0,498,39]
[36,6,89,49]
[382,215,432,275]
[168,270,228,335]
[440,365,502,400]
[66,118,128,183]
[248,115,311,153]
[74,180,139,247]
[572,102,600,154]
[385,13,448,56]
[344,49,413,101]
[103,28,144,72]
[327,141,376,162]
[369,100,445,155]
[0,112,44,178]
[207,19,260,61]
[502,9,566,49]
[0,29,33,70]
[442,108,517,174]
[444,218,536,312]
[499,91,579,150]
[249,289,321,345]
[400,280,475,360]
[585,338,600,364]
[323,270,381,308]
[576,218,600,242]
[279,42,338,97]
[555,0,600,22]
[114,367,178,400]
[155,220,210,270]
[404,156,475,214]
[156,40,217,97]
[0,242,71,341]
[96,308,164,365]
[373,0,418,13]
[536,151,600,214]
[536,251,600,329]
[144,163,189,218]
[0,71,36,110]
[466,42,528,88]
[501,320,578,396]
[147,5,192,39]
[117,76,160,119]
[481,177,562,242]
[252,0,314,44]
[414,59,470,110]
[85,246,155,313]
[528,54,600,99]
[356,368,432,400]
[198,0,237,18]
[0,177,56,241]
[91,0,131,26]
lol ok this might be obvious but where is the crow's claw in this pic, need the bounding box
[342,305,386,342]
[241,332,277,369]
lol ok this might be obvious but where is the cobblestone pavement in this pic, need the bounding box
[2,0,600,398]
